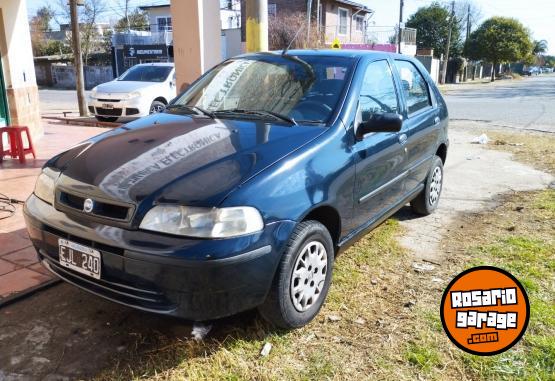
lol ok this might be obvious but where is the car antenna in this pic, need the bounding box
[282,24,306,56]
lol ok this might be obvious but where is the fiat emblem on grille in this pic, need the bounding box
[83,198,94,213]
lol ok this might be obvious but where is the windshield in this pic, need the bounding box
[171,55,356,124]
[118,65,173,82]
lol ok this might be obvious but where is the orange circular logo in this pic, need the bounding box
[440,266,530,356]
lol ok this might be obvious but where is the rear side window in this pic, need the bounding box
[394,60,431,115]
[359,60,399,116]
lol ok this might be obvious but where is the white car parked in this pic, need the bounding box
[88,63,177,122]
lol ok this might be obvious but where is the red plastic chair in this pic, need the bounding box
[0,126,36,163]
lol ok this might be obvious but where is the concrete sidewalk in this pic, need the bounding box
[0,120,107,302]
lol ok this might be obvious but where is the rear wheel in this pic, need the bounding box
[411,155,444,216]
[95,115,118,123]
[258,220,334,329]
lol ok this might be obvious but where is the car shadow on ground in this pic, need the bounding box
[0,279,277,380]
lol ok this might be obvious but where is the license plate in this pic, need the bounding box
[102,103,114,109]
[58,239,101,279]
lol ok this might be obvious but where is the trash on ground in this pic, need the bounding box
[412,262,435,273]
[260,342,272,357]
[191,323,212,341]
[471,134,489,144]
[327,314,342,322]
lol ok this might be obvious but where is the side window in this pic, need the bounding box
[359,60,399,117]
[394,60,431,115]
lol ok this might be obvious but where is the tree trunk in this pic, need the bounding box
[491,62,497,82]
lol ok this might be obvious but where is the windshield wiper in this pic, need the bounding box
[213,109,297,125]
[165,104,215,118]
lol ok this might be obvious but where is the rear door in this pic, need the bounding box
[393,59,440,192]
[351,59,406,229]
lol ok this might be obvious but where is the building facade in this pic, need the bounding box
[0,0,41,139]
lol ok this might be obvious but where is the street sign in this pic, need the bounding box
[331,37,342,49]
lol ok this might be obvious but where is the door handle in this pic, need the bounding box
[398,133,408,145]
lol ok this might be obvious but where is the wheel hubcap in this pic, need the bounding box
[429,166,443,206]
[150,104,165,114]
[290,241,328,312]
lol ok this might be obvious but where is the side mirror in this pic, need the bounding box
[356,113,403,141]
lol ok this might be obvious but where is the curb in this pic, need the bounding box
[0,278,61,309]
[42,116,121,128]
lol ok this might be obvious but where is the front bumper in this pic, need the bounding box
[88,96,150,118]
[24,194,296,320]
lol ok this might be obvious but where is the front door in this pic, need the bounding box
[351,59,406,229]
[393,60,439,192]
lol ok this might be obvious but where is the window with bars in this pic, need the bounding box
[157,17,172,32]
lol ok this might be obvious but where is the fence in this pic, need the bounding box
[37,64,114,89]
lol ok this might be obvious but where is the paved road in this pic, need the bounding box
[39,89,90,117]
[444,74,555,133]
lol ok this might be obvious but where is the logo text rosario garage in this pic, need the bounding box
[440,267,530,356]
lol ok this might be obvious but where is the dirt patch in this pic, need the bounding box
[398,125,553,264]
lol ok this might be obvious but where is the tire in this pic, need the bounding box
[258,220,334,329]
[149,100,166,114]
[95,115,118,123]
[410,155,444,216]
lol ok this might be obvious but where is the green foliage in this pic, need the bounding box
[38,40,72,56]
[113,8,149,32]
[464,17,532,66]
[406,2,463,58]
[533,39,549,55]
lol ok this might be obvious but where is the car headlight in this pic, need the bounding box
[89,87,98,99]
[126,91,142,99]
[139,205,264,238]
[34,169,58,205]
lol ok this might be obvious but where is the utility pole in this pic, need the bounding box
[440,0,455,84]
[70,0,87,116]
[245,0,269,52]
[465,4,471,42]
[398,0,404,54]
[307,0,313,44]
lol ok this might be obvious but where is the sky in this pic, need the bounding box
[27,0,555,54]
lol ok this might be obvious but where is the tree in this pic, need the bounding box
[532,39,548,55]
[30,6,56,56]
[55,0,107,65]
[465,17,533,81]
[406,2,463,59]
[114,8,149,32]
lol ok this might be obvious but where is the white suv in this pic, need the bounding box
[89,63,177,122]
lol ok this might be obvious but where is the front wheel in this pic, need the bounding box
[258,220,334,329]
[149,100,166,114]
[410,155,444,216]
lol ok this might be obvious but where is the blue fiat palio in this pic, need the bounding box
[25,50,448,329]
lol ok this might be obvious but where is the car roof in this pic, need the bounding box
[238,49,410,61]
[133,62,174,67]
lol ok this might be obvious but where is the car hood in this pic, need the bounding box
[95,80,159,94]
[49,113,326,207]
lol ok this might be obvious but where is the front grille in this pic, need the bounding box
[98,99,121,103]
[96,107,122,116]
[58,191,131,221]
